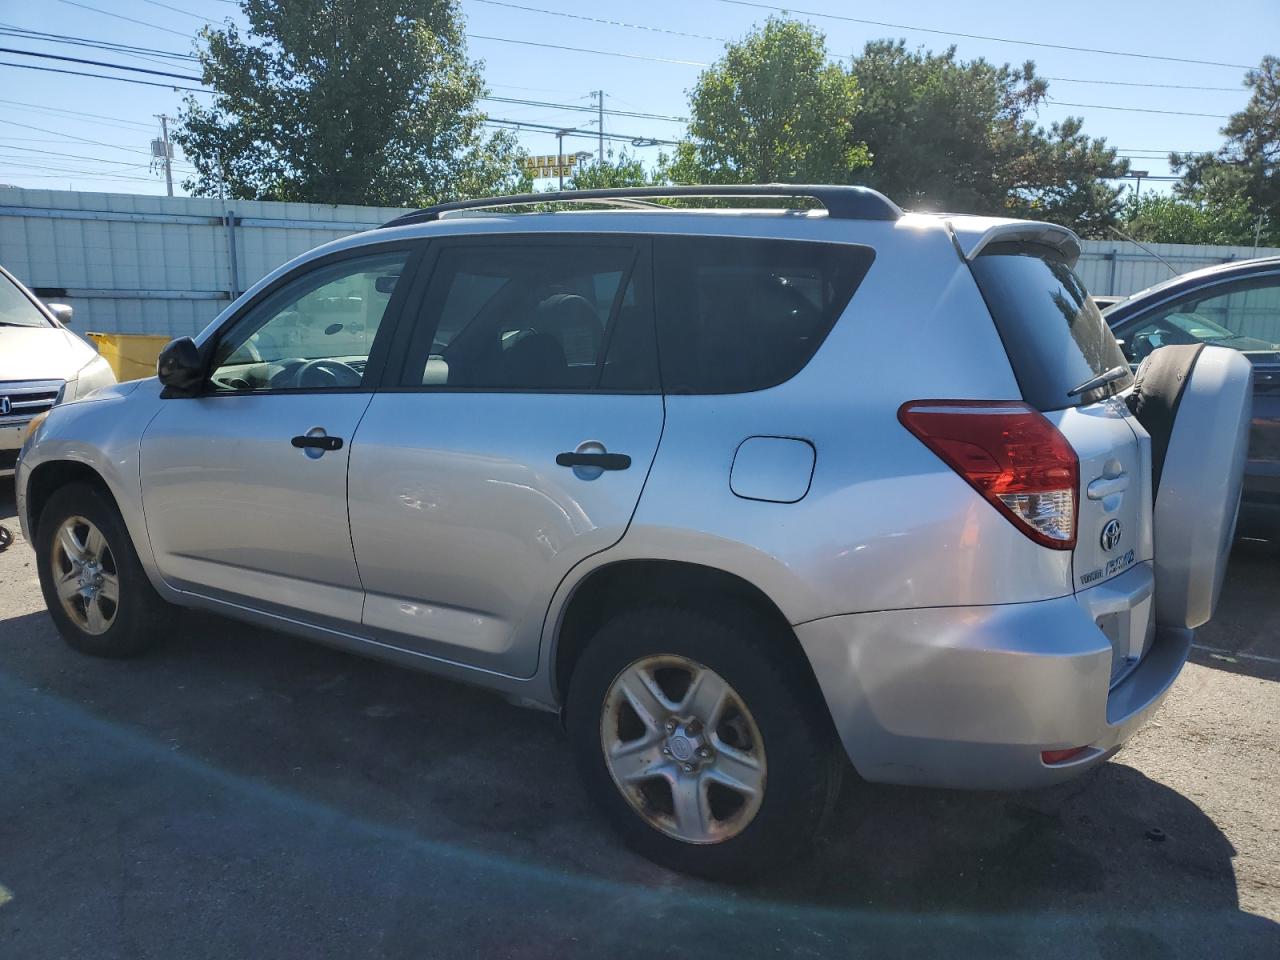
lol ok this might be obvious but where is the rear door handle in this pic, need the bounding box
[556,452,631,471]
[291,434,343,452]
[1087,473,1129,500]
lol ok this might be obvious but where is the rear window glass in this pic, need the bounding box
[970,243,1132,411]
[653,236,874,394]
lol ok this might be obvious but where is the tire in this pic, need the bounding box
[35,482,168,658]
[566,604,844,880]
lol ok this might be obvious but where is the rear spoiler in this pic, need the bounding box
[949,219,1082,267]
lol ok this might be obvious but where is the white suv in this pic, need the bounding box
[16,186,1251,879]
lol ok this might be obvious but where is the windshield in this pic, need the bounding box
[0,272,51,328]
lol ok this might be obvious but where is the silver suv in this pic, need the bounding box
[16,186,1252,879]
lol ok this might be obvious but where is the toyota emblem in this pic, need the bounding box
[1100,519,1123,551]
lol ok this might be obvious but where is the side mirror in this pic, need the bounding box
[47,303,73,326]
[157,337,204,395]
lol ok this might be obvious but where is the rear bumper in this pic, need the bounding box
[796,562,1189,790]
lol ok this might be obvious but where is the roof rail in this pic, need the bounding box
[379,184,903,228]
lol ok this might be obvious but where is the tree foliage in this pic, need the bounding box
[1172,55,1279,233]
[670,27,1128,235]
[668,18,869,185]
[1120,194,1278,246]
[849,41,1127,234]
[567,150,661,189]
[175,0,524,205]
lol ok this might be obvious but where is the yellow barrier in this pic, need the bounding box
[85,332,171,383]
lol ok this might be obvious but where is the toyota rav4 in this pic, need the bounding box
[16,185,1252,879]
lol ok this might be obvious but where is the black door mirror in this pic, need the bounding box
[157,337,205,395]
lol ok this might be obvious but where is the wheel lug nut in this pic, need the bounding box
[682,763,694,773]
[665,719,677,733]
[697,747,712,759]
[662,746,671,756]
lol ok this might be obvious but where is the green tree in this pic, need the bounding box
[176,0,524,205]
[1120,193,1276,246]
[668,18,869,185]
[1172,55,1279,232]
[567,150,663,189]
[848,40,1127,235]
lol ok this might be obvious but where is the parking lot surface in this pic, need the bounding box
[1,479,1277,959]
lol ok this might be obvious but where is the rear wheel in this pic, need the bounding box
[35,483,168,658]
[566,605,843,879]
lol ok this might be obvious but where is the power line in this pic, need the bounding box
[707,0,1252,70]
[1047,99,1230,119]
[0,118,159,156]
[140,0,216,22]
[0,58,208,93]
[0,25,198,61]
[482,117,680,146]
[0,25,198,70]
[54,0,199,40]
[0,143,194,169]
[1041,77,1242,93]
[0,45,203,81]
[0,97,157,131]
[483,95,686,124]
[470,0,726,43]
[466,33,709,67]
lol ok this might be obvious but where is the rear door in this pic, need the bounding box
[970,245,1152,681]
[347,235,663,678]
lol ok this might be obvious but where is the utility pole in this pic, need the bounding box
[556,129,568,189]
[594,90,604,165]
[155,114,174,197]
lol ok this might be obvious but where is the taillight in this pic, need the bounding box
[898,400,1079,550]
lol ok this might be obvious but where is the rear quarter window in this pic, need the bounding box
[653,236,874,394]
[970,242,1131,411]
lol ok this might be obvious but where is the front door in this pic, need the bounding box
[139,246,417,628]
[348,236,664,677]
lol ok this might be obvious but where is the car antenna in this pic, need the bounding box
[1107,225,1179,278]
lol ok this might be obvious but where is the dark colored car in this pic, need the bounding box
[1105,257,1280,540]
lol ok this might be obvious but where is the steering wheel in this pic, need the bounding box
[294,358,361,388]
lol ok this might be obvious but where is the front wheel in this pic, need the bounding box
[566,605,843,879]
[35,482,168,658]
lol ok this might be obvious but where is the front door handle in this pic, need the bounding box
[556,451,630,471]
[291,433,343,452]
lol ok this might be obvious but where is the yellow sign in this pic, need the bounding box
[520,154,582,179]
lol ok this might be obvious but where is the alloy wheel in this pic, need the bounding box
[600,654,767,844]
[50,516,120,636]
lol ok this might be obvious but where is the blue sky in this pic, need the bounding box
[0,0,1274,201]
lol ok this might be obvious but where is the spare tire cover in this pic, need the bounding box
[1128,345,1252,629]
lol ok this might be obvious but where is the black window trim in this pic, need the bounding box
[190,238,427,399]
[374,232,662,396]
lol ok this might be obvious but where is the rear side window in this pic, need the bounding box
[970,243,1131,411]
[653,236,874,394]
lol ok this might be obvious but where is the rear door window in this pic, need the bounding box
[970,243,1131,410]
[653,236,874,394]
[398,240,658,392]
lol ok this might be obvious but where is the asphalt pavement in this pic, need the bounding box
[1,478,1277,959]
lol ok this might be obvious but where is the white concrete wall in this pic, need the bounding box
[1077,239,1280,298]
[0,188,411,337]
[2,187,1277,338]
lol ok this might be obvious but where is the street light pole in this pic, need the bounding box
[556,129,572,189]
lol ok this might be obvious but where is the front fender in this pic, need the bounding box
[18,379,167,590]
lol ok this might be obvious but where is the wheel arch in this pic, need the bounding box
[24,459,118,543]
[551,558,826,712]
